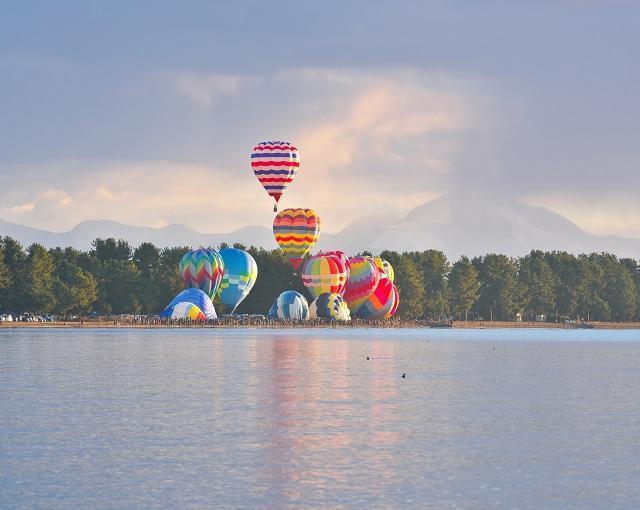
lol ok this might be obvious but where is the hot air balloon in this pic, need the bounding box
[273,208,321,269]
[161,288,217,319]
[217,248,258,313]
[343,257,381,314]
[309,293,351,321]
[354,276,396,320]
[162,302,207,320]
[384,283,400,319]
[373,256,395,282]
[267,290,309,320]
[319,250,349,270]
[251,141,300,211]
[301,254,347,299]
[179,248,224,299]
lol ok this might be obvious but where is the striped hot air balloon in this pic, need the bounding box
[343,257,381,314]
[354,276,396,320]
[273,208,321,270]
[179,248,224,299]
[301,254,347,299]
[251,141,299,211]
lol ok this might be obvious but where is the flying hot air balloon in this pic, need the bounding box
[301,254,347,299]
[251,141,300,211]
[273,208,321,270]
[179,248,224,299]
[217,248,258,313]
[342,257,381,314]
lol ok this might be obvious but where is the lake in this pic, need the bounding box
[1,327,639,509]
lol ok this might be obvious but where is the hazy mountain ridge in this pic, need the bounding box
[2,193,639,259]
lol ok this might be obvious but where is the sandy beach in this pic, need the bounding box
[3,320,640,330]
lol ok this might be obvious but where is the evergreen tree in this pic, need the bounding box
[0,244,10,311]
[519,250,556,318]
[474,254,520,321]
[393,254,425,317]
[449,256,480,320]
[419,250,450,318]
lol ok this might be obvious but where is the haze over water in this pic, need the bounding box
[1,328,639,509]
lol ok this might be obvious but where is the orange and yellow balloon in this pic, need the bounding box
[273,208,321,269]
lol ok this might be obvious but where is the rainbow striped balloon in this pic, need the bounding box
[273,208,321,270]
[301,254,347,299]
[343,257,381,314]
[251,141,299,211]
[354,276,396,320]
[179,248,224,299]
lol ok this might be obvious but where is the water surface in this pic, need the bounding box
[1,328,639,509]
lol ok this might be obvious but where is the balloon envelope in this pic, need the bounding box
[343,257,381,313]
[267,290,309,320]
[273,208,321,269]
[354,276,396,320]
[252,141,299,208]
[218,248,258,313]
[161,288,217,319]
[179,248,224,299]
[384,283,400,319]
[301,254,347,299]
[309,293,351,321]
[164,302,206,320]
[373,256,395,283]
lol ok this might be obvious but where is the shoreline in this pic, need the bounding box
[2,320,640,330]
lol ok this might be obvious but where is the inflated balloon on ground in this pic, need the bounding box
[309,293,351,321]
[218,248,258,313]
[273,208,321,269]
[385,283,400,319]
[161,288,217,319]
[267,290,309,320]
[354,275,396,320]
[179,248,224,299]
[343,257,381,314]
[301,254,347,299]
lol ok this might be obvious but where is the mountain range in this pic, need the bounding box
[2,193,639,260]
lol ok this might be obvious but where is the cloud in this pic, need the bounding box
[169,72,246,108]
[0,67,480,233]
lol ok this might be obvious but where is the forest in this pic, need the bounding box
[0,236,639,322]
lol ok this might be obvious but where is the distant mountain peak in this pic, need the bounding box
[2,193,639,259]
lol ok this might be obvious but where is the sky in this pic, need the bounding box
[1,1,639,237]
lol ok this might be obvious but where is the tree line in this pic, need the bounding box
[0,236,639,322]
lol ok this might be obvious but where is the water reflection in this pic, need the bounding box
[2,328,640,509]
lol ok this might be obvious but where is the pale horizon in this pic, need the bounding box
[2,2,639,238]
